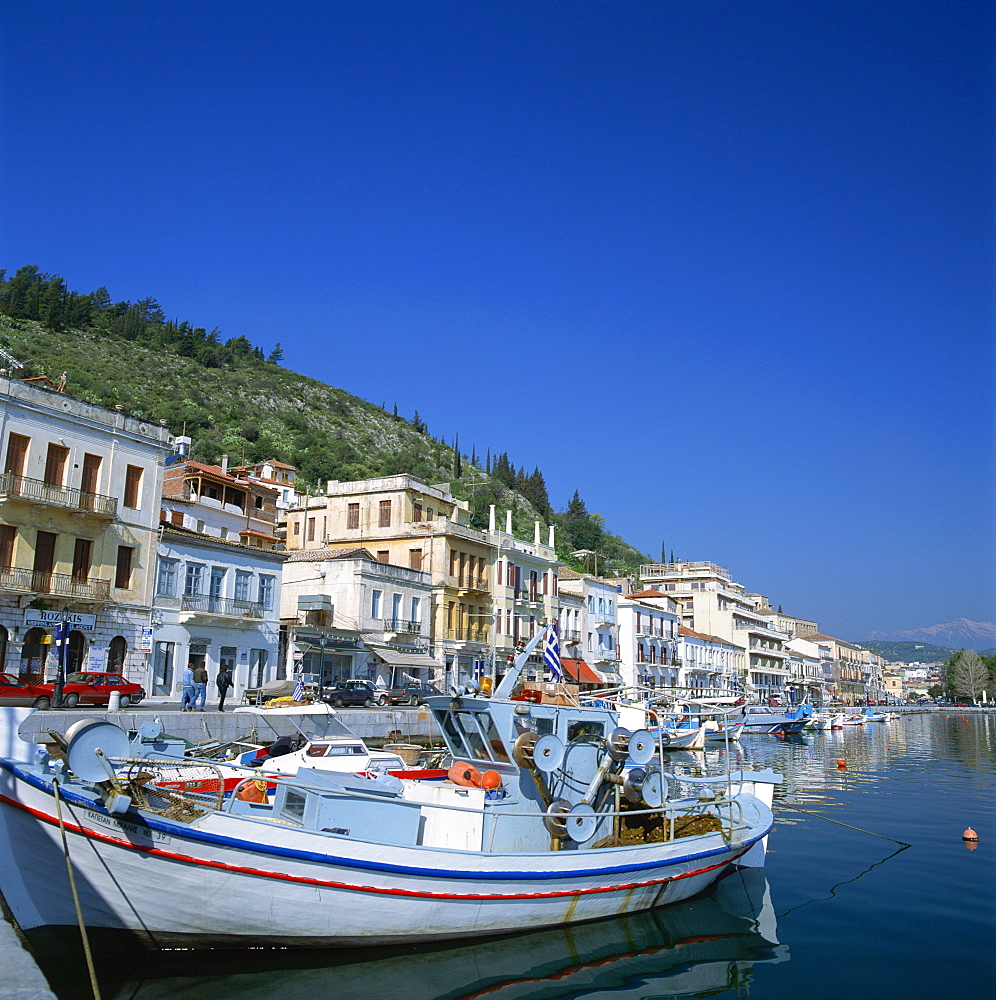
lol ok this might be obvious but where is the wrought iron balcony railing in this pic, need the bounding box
[0,566,111,600]
[382,618,423,635]
[0,472,118,518]
[180,594,264,618]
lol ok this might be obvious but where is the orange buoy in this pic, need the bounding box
[837,759,847,769]
[479,770,502,789]
[448,761,483,787]
[236,778,267,803]
[963,827,979,842]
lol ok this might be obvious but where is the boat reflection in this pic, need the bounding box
[88,867,787,1000]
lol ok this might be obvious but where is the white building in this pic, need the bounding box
[616,590,682,690]
[677,626,741,693]
[556,569,622,686]
[1,374,170,684]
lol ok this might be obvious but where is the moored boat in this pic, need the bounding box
[0,627,780,952]
[741,703,813,736]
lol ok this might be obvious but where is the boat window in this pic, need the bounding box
[281,789,307,822]
[567,720,604,742]
[455,712,489,759]
[306,744,328,757]
[479,713,510,763]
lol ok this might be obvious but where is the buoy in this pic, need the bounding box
[963,827,979,842]
[480,770,502,789]
[837,759,847,769]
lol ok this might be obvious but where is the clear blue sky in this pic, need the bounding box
[2,1,992,641]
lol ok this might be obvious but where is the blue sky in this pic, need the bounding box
[2,1,992,640]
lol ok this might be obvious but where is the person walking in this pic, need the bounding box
[180,662,196,711]
[216,664,233,712]
[193,662,208,711]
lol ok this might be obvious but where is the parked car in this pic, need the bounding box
[0,672,54,709]
[35,671,145,709]
[385,681,443,706]
[321,680,384,708]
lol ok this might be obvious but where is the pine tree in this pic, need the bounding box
[486,448,491,474]
[661,540,667,563]
[268,343,285,363]
[453,435,462,478]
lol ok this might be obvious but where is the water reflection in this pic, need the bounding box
[44,869,787,1000]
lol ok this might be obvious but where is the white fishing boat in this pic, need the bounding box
[0,627,780,951]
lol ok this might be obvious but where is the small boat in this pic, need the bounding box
[741,703,813,736]
[0,627,780,951]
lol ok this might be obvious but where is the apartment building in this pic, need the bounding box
[486,507,561,682]
[556,569,622,686]
[280,547,439,689]
[228,457,301,512]
[677,626,741,693]
[0,374,170,682]
[803,633,867,704]
[152,458,284,701]
[285,476,494,686]
[616,590,681,690]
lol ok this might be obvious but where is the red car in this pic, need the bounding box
[36,671,146,709]
[0,672,54,709]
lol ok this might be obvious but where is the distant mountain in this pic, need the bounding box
[867,618,996,651]
[861,641,955,664]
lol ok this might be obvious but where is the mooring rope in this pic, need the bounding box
[778,801,912,846]
[52,779,103,1000]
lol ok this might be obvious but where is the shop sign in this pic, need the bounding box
[23,609,96,632]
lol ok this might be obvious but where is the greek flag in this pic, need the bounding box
[543,623,563,681]
[293,677,305,701]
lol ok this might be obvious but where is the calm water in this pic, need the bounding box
[38,712,996,1000]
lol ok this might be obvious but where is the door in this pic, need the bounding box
[72,538,92,582]
[80,453,101,507]
[33,531,57,592]
[43,443,69,487]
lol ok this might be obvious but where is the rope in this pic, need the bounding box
[52,779,103,1000]
[778,801,911,846]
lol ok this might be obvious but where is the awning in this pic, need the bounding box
[561,658,603,685]
[367,645,445,671]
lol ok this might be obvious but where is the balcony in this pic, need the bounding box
[445,575,489,593]
[0,566,111,601]
[178,594,265,619]
[0,472,118,519]
[592,648,619,663]
[561,629,582,643]
[443,627,490,643]
[382,618,423,636]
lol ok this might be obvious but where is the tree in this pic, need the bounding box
[949,650,990,703]
[268,343,285,363]
[453,434,461,479]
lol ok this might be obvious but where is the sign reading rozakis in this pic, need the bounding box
[22,609,97,632]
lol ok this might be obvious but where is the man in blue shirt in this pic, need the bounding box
[180,663,196,711]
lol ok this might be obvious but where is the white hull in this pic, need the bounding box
[0,762,769,949]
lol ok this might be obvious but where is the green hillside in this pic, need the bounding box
[0,265,651,576]
[861,641,955,663]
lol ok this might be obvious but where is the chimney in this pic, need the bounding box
[505,510,512,534]
[548,525,555,547]
[489,504,496,531]
[221,454,229,475]
[534,521,540,545]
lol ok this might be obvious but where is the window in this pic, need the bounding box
[115,546,134,589]
[4,433,29,477]
[587,595,595,613]
[426,507,433,520]
[157,558,178,596]
[347,503,359,529]
[81,453,101,496]
[410,596,421,622]
[376,550,390,563]
[44,443,69,487]
[378,500,392,527]
[72,538,92,582]
[184,563,204,596]
[409,548,422,570]
[293,520,300,536]
[371,589,382,619]
[255,495,264,509]
[307,517,315,542]
[392,593,402,623]
[496,560,503,585]
[123,465,142,508]
[413,501,422,523]
[210,567,225,602]
[257,575,274,610]
[0,525,16,569]
[235,570,251,603]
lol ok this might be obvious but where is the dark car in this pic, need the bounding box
[0,672,54,709]
[321,680,380,708]
[386,681,443,706]
[36,671,145,709]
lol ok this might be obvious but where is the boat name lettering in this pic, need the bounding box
[88,810,169,843]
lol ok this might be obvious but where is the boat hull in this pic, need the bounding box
[0,761,770,950]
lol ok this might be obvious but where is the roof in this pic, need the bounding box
[678,625,713,641]
[561,658,603,685]
[629,588,676,601]
[239,528,281,542]
[159,523,286,560]
[165,461,279,495]
[282,546,377,563]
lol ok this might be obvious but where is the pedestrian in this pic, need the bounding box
[216,663,233,712]
[180,662,196,711]
[193,662,208,711]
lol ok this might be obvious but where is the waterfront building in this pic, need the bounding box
[616,590,681,690]
[153,458,284,702]
[284,476,494,688]
[746,593,819,639]
[803,633,867,704]
[784,638,827,704]
[228,457,302,512]
[0,374,170,684]
[677,625,741,694]
[556,569,622,687]
[639,561,789,698]
[485,506,561,683]
[280,546,439,689]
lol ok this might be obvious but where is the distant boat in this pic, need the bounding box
[742,703,813,736]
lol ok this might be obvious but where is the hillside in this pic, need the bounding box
[0,283,651,576]
[861,641,955,664]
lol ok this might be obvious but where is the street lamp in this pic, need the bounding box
[52,604,71,709]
